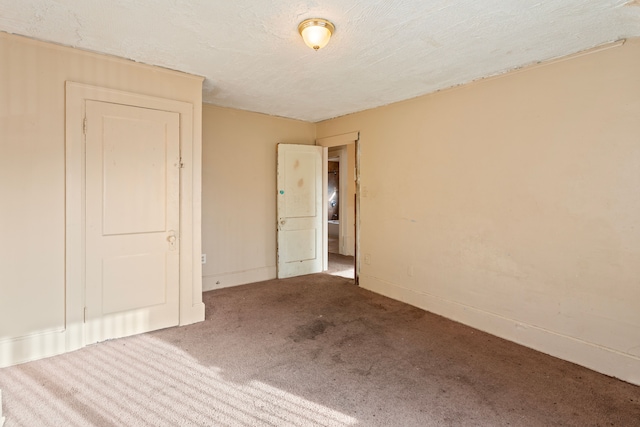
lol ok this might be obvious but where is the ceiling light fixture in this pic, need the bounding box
[298,18,335,51]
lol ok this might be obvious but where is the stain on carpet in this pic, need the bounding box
[289,318,334,342]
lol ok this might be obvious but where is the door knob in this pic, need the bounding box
[167,230,177,250]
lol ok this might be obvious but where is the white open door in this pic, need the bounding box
[277,144,325,278]
[85,100,180,344]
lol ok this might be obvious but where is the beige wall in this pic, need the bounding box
[316,39,640,385]
[201,105,316,290]
[0,32,204,365]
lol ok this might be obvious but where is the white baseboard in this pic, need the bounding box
[360,274,640,386]
[0,329,70,368]
[2,301,205,368]
[203,266,276,291]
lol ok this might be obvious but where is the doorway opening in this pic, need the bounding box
[326,144,355,280]
[277,131,359,283]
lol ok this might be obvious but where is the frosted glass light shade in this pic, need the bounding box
[298,19,335,50]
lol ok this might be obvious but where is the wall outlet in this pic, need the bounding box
[364,253,371,265]
[201,254,207,264]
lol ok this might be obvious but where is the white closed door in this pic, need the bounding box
[85,100,180,344]
[277,144,324,278]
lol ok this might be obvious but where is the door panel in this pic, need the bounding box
[283,150,318,217]
[102,115,168,235]
[102,253,166,314]
[282,229,317,263]
[85,100,180,344]
[277,144,324,278]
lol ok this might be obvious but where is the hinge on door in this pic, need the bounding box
[83,117,87,135]
[179,157,185,168]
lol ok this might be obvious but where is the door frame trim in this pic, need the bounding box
[65,82,205,351]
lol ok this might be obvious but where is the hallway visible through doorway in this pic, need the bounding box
[327,153,354,279]
[316,131,359,283]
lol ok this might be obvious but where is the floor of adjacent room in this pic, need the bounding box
[0,274,638,426]
[328,236,355,280]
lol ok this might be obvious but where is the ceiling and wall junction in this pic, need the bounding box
[1,0,639,122]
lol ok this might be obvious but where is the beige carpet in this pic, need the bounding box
[328,236,340,254]
[1,274,638,426]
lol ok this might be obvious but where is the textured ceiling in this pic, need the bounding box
[1,1,639,122]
